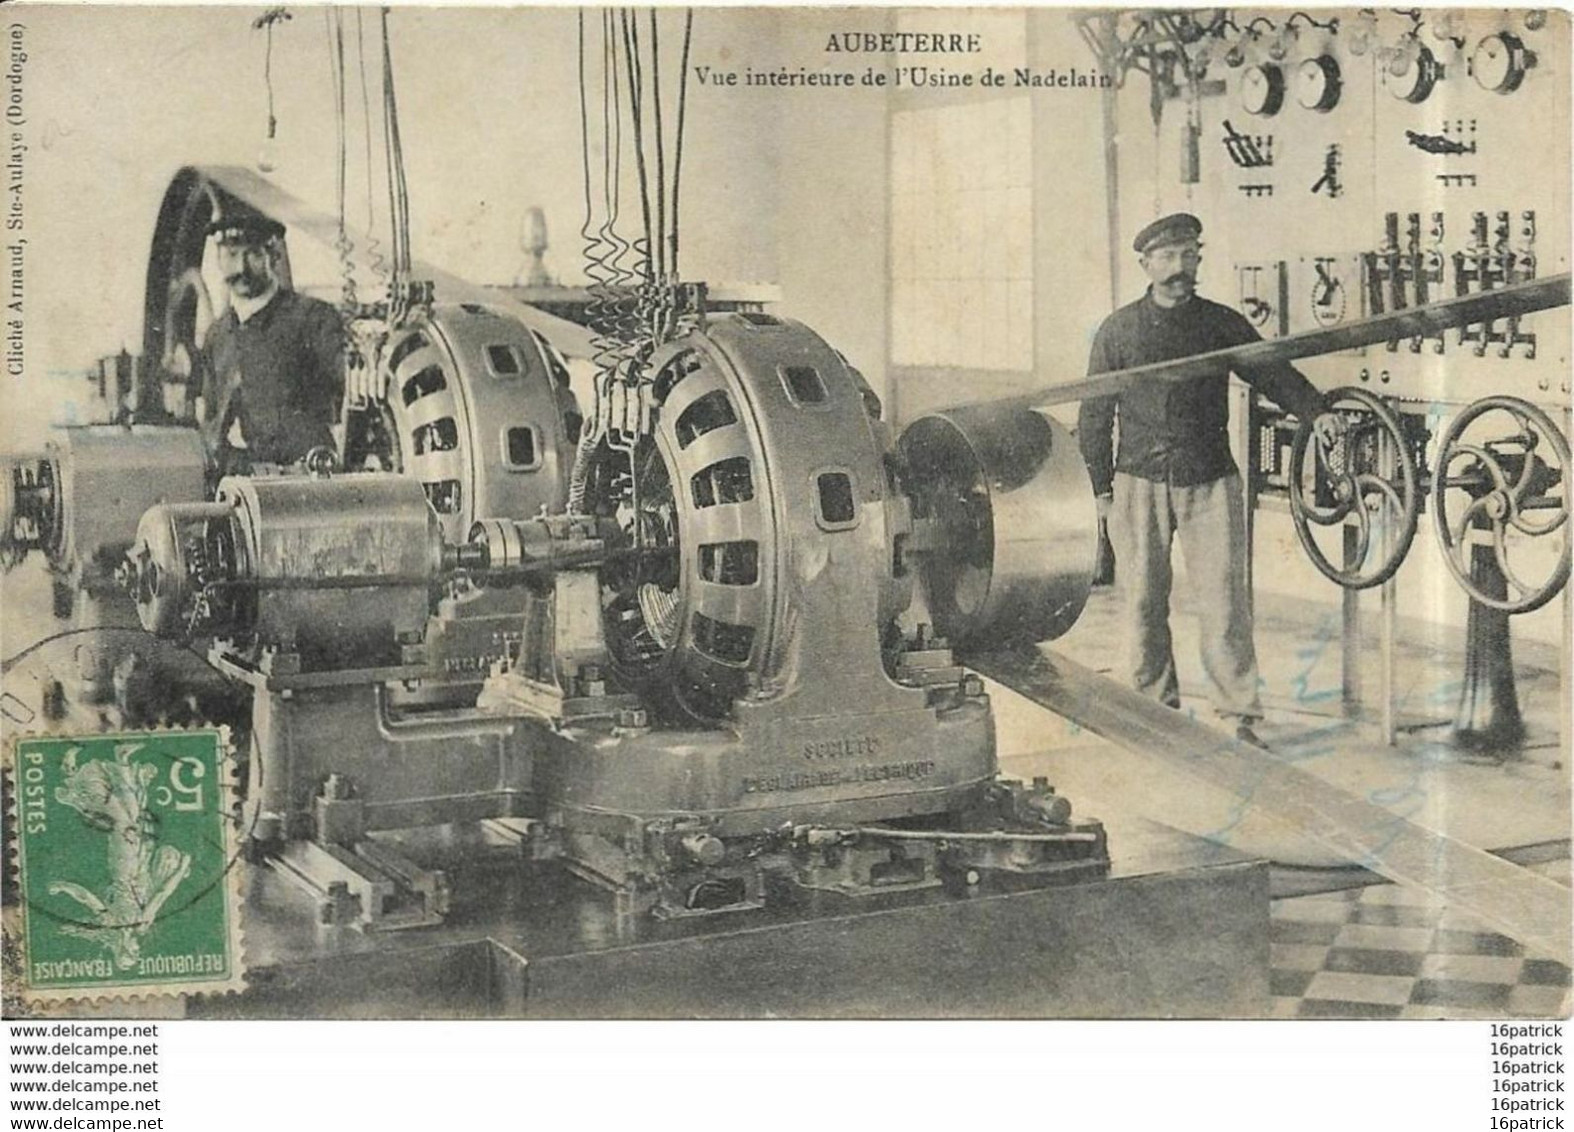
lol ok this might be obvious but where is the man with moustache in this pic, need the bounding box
[1077,213,1340,749]
[194,213,344,473]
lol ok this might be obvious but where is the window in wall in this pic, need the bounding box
[890,96,1033,371]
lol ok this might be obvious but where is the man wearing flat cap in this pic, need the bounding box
[1077,213,1339,748]
[193,213,344,472]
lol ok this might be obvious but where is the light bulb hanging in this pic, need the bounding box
[253,7,293,174]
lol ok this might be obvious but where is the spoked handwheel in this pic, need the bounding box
[1431,395,1571,614]
[1289,386,1421,589]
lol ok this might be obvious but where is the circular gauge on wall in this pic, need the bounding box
[1386,42,1443,103]
[1295,55,1342,111]
[1471,32,1536,93]
[1240,63,1285,116]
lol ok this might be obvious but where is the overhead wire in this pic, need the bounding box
[325,9,359,316]
[355,9,389,292]
[669,10,693,279]
[571,9,608,513]
[620,10,655,287]
[649,10,667,285]
[575,7,698,367]
[380,7,413,288]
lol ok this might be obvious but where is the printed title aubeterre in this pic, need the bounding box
[824,32,983,53]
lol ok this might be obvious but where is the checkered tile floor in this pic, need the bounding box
[1269,881,1572,1019]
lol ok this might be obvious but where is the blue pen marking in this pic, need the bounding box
[1288,612,1342,706]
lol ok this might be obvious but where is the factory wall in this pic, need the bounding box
[762,11,891,404]
[883,9,1111,425]
[1105,9,1569,649]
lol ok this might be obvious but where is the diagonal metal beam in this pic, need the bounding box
[967,273,1572,413]
[963,643,1572,960]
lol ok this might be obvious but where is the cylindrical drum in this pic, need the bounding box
[130,473,444,670]
[219,474,444,665]
[897,405,1096,645]
[48,425,207,571]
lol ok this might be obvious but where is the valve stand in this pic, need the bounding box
[1432,396,1571,752]
[1253,388,1428,743]
[1289,386,1422,591]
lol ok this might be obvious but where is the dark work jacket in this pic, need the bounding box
[199,289,345,466]
[1077,289,1326,497]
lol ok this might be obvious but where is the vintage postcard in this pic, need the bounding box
[0,5,1568,1019]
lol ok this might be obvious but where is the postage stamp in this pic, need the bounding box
[8,728,245,1004]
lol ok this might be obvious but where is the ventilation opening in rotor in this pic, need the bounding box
[780,365,827,405]
[691,458,754,508]
[402,364,447,405]
[815,471,857,527]
[736,312,782,327]
[486,344,522,377]
[692,612,754,665]
[653,351,705,402]
[387,332,429,375]
[412,417,459,455]
[699,541,759,585]
[423,480,463,515]
[676,390,738,448]
[503,426,538,469]
[531,330,574,390]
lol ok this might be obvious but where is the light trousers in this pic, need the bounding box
[1109,471,1262,722]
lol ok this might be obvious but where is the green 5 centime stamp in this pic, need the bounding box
[11,728,245,1004]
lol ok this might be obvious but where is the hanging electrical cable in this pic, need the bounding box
[620,10,656,288]
[571,8,610,514]
[669,10,693,281]
[355,9,389,294]
[575,7,701,368]
[649,11,668,287]
[325,8,359,317]
[380,7,414,297]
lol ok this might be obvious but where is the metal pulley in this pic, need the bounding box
[897,404,1097,646]
[1431,395,1570,614]
[1288,387,1421,589]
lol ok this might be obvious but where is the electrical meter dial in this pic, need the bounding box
[1387,42,1443,103]
[1295,55,1342,111]
[1239,63,1285,117]
[1471,32,1535,93]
